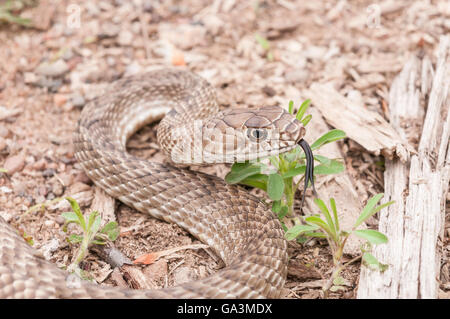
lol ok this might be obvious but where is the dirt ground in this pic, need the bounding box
[0,0,448,299]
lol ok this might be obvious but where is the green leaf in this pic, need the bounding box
[225,162,262,184]
[61,211,81,223]
[330,198,339,232]
[314,198,336,238]
[269,155,280,169]
[288,100,294,114]
[277,205,289,219]
[354,194,394,229]
[89,213,102,236]
[65,197,86,231]
[238,174,268,191]
[353,229,388,245]
[314,159,345,175]
[282,165,305,178]
[285,223,320,241]
[314,155,331,165]
[267,173,284,201]
[305,215,336,241]
[303,231,327,238]
[101,221,119,241]
[362,253,389,272]
[67,234,83,244]
[310,129,346,151]
[0,167,7,173]
[296,99,311,122]
[91,239,106,245]
[272,200,281,213]
[301,114,312,127]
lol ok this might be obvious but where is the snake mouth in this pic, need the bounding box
[298,139,318,212]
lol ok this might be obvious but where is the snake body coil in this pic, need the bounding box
[0,69,315,298]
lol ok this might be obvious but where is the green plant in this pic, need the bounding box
[0,0,33,26]
[0,168,7,173]
[255,33,274,61]
[286,194,393,297]
[62,197,119,278]
[225,99,346,222]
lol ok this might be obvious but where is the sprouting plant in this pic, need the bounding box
[225,99,346,224]
[285,193,393,297]
[0,0,33,26]
[62,197,119,278]
[0,168,7,173]
[255,33,274,61]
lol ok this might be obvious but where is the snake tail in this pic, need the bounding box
[298,139,317,211]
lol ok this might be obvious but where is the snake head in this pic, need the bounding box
[201,105,305,163]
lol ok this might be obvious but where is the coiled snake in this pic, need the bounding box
[0,69,316,298]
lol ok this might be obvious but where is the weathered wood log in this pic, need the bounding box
[357,36,449,299]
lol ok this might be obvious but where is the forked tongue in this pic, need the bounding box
[298,139,318,211]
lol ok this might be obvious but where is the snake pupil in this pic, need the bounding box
[248,128,267,142]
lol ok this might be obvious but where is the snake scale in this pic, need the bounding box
[0,69,316,298]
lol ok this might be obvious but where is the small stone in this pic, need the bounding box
[0,186,12,193]
[71,93,86,108]
[44,220,54,227]
[73,172,92,185]
[53,94,68,107]
[55,215,65,225]
[0,137,6,151]
[12,181,27,196]
[4,153,26,175]
[42,168,55,178]
[70,182,91,194]
[117,30,133,46]
[262,86,276,97]
[24,72,38,84]
[52,181,64,196]
[35,59,69,77]
[59,173,73,187]
[0,211,12,222]
[33,158,47,171]
[0,126,10,138]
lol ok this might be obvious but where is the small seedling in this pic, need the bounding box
[0,168,7,173]
[62,197,119,278]
[255,33,274,61]
[225,99,346,224]
[285,193,393,297]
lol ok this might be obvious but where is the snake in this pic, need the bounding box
[0,69,316,298]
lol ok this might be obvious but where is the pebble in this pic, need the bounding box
[0,211,12,222]
[53,94,68,107]
[73,172,92,185]
[55,215,66,225]
[117,30,133,46]
[0,137,6,151]
[35,59,69,77]
[0,126,10,138]
[33,158,47,171]
[44,220,54,227]
[42,168,55,178]
[24,72,38,84]
[4,153,26,175]
[71,93,86,108]
[12,181,27,196]
[52,181,64,196]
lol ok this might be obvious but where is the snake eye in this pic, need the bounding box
[247,128,268,142]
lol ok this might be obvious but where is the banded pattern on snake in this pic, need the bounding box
[0,69,314,298]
